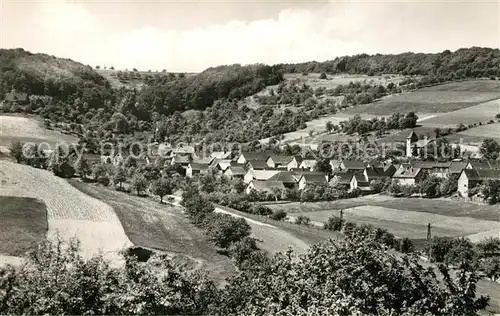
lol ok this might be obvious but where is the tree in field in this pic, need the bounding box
[113,167,127,189]
[434,127,441,138]
[202,213,251,249]
[477,237,500,257]
[482,257,500,281]
[323,215,344,231]
[131,173,148,196]
[400,237,415,253]
[480,138,500,159]
[315,157,332,177]
[325,121,334,133]
[10,141,24,163]
[150,178,173,203]
[319,72,327,79]
[75,157,90,180]
[481,179,500,205]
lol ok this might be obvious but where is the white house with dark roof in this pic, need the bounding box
[299,159,317,171]
[298,172,328,190]
[286,156,303,170]
[246,159,270,170]
[237,152,270,164]
[266,155,294,169]
[458,169,500,196]
[244,169,280,184]
[392,164,425,186]
[224,166,247,179]
[186,163,210,178]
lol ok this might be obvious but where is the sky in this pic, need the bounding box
[1,0,499,72]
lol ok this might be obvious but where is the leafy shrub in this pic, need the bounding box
[401,237,415,254]
[323,215,344,231]
[270,210,287,221]
[295,215,311,226]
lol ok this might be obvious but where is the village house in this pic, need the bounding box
[406,131,435,158]
[363,164,396,182]
[329,172,354,188]
[186,163,210,178]
[392,164,424,185]
[298,172,328,190]
[350,173,371,192]
[286,156,303,170]
[246,180,285,194]
[213,159,232,173]
[299,159,317,171]
[171,154,191,167]
[458,169,500,196]
[237,152,270,164]
[244,169,280,184]
[449,160,468,176]
[224,166,247,179]
[268,171,302,189]
[266,155,294,169]
[329,160,341,173]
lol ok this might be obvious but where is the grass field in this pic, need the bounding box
[0,161,132,263]
[0,115,77,147]
[342,80,500,116]
[419,99,500,128]
[265,196,500,240]
[70,181,236,284]
[0,196,48,256]
[445,123,500,144]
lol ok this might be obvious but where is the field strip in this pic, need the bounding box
[0,255,25,267]
[0,161,132,263]
[215,207,276,228]
[466,229,500,243]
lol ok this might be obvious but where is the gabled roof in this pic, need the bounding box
[462,169,500,181]
[225,166,247,176]
[410,160,451,169]
[247,160,269,169]
[269,155,294,165]
[413,138,434,148]
[249,180,285,192]
[353,173,369,185]
[468,160,500,170]
[341,160,365,170]
[392,165,422,179]
[210,151,231,159]
[365,166,393,179]
[189,163,209,171]
[292,156,303,165]
[300,172,327,184]
[240,152,270,161]
[173,145,195,154]
[192,157,214,164]
[332,172,354,184]
[449,161,467,174]
[248,170,280,181]
[268,171,300,184]
[215,159,232,171]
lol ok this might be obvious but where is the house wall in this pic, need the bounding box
[458,172,469,196]
[266,157,275,168]
[244,172,254,184]
[287,159,298,171]
[398,178,416,186]
[245,183,255,194]
[350,177,357,191]
[298,177,306,190]
[237,156,246,164]
[186,166,193,178]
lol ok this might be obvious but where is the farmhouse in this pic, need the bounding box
[268,171,301,189]
[458,169,500,196]
[186,163,210,178]
[246,180,285,194]
[213,159,232,172]
[171,154,191,167]
[286,156,303,170]
[237,152,270,164]
[329,172,354,187]
[364,164,396,182]
[266,155,293,169]
[298,172,328,190]
[449,161,468,175]
[224,166,247,179]
[350,173,371,192]
[244,169,280,184]
[466,160,500,170]
[406,131,435,158]
[392,164,424,185]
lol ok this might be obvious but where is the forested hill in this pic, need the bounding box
[276,47,500,78]
[136,64,283,117]
[0,48,113,107]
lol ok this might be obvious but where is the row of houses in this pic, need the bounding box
[94,144,500,197]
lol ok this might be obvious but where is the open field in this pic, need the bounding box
[265,196,500,240]
[0,161,132,263]
[343,80,500,116]
[419,99,500,128]
[0,196,48,256]
[70,181,236,283]
[0,115,77,147]
[444,123,500,144]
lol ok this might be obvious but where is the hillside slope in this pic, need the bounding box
[0,48,112,104]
